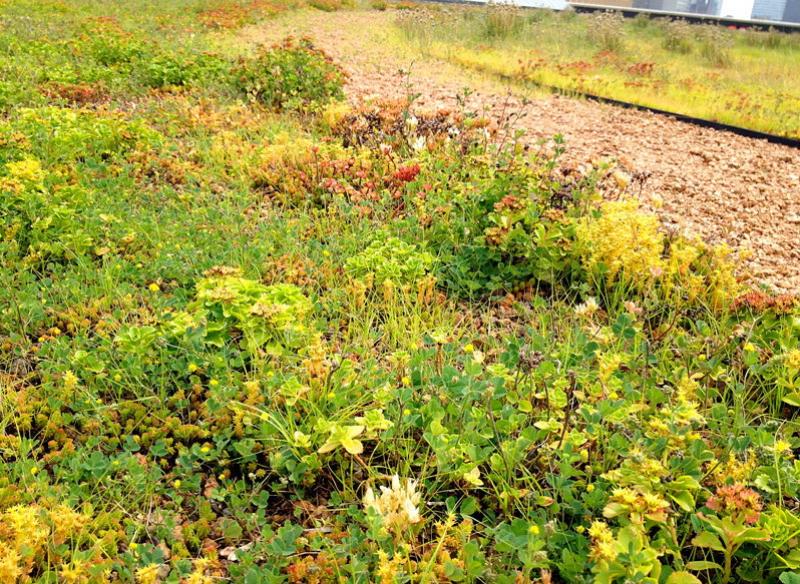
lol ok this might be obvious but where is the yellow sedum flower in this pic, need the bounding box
[135,564,161,584]
[6,157,46,184]
[376,550,405,584]
[0,543,23,583]
[59,559,89,583]
[64,370,79,391]
[576,199,664,289]
[51,504,87,543]
[784,349,800,373]
[0,502,93,582]
[5,504,48,550]
[184,573,214,584]
[598,352,626,384]
[576,199,740,309]
[321,101,351,128]
[711,453,756,485]
[773,439,794,456]
[588,521,617,562]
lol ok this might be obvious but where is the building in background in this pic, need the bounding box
[751,0,787,19]
[687,0,720,14]
[508,0,569,7]
[574,0,633,5]
[632,0,718,13]
[719,0,754,17]
[632,0,690,11]
[574,0,800,21]
[782,0,800,20]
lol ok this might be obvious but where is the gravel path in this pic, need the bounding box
[244,10,800,293]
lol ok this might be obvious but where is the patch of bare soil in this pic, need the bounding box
[250,11,800,293]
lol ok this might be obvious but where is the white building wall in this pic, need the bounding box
[719,0,755,17]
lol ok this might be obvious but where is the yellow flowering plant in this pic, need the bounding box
[0,501,103,583]
[575,198,742,311]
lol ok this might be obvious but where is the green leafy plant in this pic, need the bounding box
[234,36,345,110]
[129,269,315,355]
[345,233,436,286]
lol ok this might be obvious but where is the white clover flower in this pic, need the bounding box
[575,297,600,317]
[363,475,422,533]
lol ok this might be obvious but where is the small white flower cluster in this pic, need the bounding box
[575,296,600,317]
[363,475,422,532]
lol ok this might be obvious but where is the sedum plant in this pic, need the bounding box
[117,269,315,357]
[345,233,436,287]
